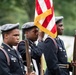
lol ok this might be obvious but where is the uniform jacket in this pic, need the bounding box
[17,40,42,75]
[37,37,72,75]
[37,37,62,75]
[55,37,72,75]
[0,43,25,75]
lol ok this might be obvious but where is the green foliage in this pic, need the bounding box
[0,7,29,27]
[15,0,35,21]
[0,0,29,28]
[53,0,76,36]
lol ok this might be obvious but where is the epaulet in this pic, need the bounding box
[0,46,10,66]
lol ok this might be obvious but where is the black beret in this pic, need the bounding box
[22,22,37,30]
[55,16,64,24]
[1,23,19,32]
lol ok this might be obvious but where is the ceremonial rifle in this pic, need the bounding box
[25,34,33,75]
[73,30,76,75]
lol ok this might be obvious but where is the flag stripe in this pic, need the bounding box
[42,6,53,28]
[35,9,38,18]
[38,0,47,12]
[51,24,57,33]
[34,22,57,38]
[46,15,55,30]
[44,0,51,9]
[49,0,53,7]
[34,0,57,38]
[42,15,52,28]
[34,9,52,24]
[36,0,42,15]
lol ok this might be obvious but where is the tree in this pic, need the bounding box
[15,0,35,21]
[0,0,29,26]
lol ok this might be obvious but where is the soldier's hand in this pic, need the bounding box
[38,31,44,42]
[26,71,36,75]
[71,60,76,67]
[29,71,36,75]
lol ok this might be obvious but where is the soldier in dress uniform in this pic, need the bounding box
[17,22,42,75]
[0,23,35,75]
[54,16,73,75]
[37,16,76,75]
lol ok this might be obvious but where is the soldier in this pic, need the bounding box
[54,16,72,75]
[0,23,35,75]
[37,33,61,75]
[37,16,76,75]
[17,22,42,75]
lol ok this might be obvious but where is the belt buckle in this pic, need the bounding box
[66,64,69,68]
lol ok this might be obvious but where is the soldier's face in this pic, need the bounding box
[6,29,20,46]
[57,22,64,35]
[25,27,39,42]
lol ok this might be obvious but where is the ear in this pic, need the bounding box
[4,34,9,39]
[24,31,29,38]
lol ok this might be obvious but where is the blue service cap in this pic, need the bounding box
[55,16,64,23]
[1,23,19,32]
[22,22,36,30]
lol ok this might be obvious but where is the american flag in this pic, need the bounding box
[34,0,57,38]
